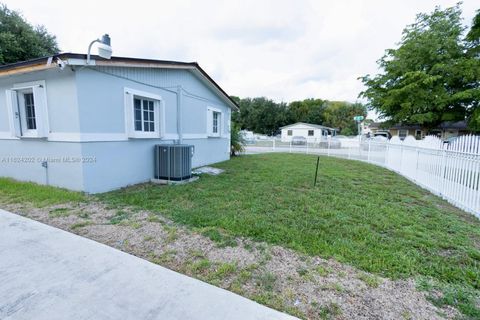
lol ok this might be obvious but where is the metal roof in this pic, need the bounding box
[280,122,337,130]
[0,53,239,110]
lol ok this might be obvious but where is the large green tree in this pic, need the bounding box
[323,101,367,135]
[231,96,289,135]
[287,98,326,124]
[466,10,480,130]
[466,9,480,55]
[231,96,365,135]
[0,4,59,64]
[360,5,480,129]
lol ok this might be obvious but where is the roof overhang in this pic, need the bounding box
[280,122,336,131]
[0,53,239,110]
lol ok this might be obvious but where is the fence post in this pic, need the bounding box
[289,141,292,153]
[348,145,351,159]
[440,149,446,196]
[415,148,419,182]
[272,138,275,151]
[306,141,309,154]
[385,141,390,167]
[367,140,371,162]
[400,143,404,174]
[327,139,331,157]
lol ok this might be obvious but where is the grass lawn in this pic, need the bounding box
[99,153,480,317]
[1,153,479,317]
[0,177,85,207]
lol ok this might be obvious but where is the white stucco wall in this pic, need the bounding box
[281,124,328,142]
[0,63,233,193]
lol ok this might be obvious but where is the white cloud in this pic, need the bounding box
[7,0,479,108]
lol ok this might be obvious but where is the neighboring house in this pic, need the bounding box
[437,121,470,139]
[389,124,425,140]
[389,121,469,140]
[368,121,469,140]
[0,53,238,193]
[361,119,374,136]
[368,122,383,135]
[280,122,337,142]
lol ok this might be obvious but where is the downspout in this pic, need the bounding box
[177,85,183,144]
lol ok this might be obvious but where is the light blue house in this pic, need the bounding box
[0,53,237,193]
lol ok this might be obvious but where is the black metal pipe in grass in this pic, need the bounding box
[314,156,320,187]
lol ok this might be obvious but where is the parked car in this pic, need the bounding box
[443,136,459,145]
[318,138,341,149]
[373,130,392,139]
[361,135,388,150]
[291,136,307,145]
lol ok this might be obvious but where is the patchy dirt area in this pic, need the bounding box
[3,201,459,320]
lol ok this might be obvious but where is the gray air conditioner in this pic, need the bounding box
[154,144,194,181]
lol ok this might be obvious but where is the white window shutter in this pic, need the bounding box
[159,100,165,138]
[219,112,223,137]
[227,114,231,133]
[6,90,21,137]
[124,91,134,137]
[33,85,49,137]
[206,108,213,136]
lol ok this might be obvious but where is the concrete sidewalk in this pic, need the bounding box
[0,209,297,320]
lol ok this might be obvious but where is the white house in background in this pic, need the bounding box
[0,53,237,193]
[280,122,337,142]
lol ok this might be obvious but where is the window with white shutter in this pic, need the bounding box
[6,80,49,138]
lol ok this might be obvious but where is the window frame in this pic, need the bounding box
[307,129,314,136]
[124,88,164,139]
[6,80,49,139]
[415,129,422,139]
[212,111,220,134]
[207,106,222,138]
[18,89,38,137]
[133,97,156,133]
[398,129,408,140]
[287,130,293,136]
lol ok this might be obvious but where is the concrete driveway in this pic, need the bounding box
[0,209,297,320]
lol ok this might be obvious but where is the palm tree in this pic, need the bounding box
[230,123,245,156]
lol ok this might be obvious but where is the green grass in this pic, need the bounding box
[417,277,480,318]
[2,153,480,316]
[98,153,480,315]
[99,154,480,283]
[357,273,382,288]
[190,258,212,273]
[316,265,331,277]
[70,221,92,230]
[319,302,342,319]
[199,227,238,247]
[0,177,85,207]
[256,272,277,291]
[48,207,71,218]
[108,210,131,224]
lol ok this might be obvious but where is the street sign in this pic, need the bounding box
[353,116,364,122]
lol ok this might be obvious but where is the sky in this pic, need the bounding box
[6,0,479,109]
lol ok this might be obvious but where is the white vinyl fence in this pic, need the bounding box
[245,135,480,219]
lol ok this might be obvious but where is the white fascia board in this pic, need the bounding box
[190,69,238,111]
[66,58,96,66]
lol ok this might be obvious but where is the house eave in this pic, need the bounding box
[280,122,336,131]
[0,60,57,78]
[0,53,239,111]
